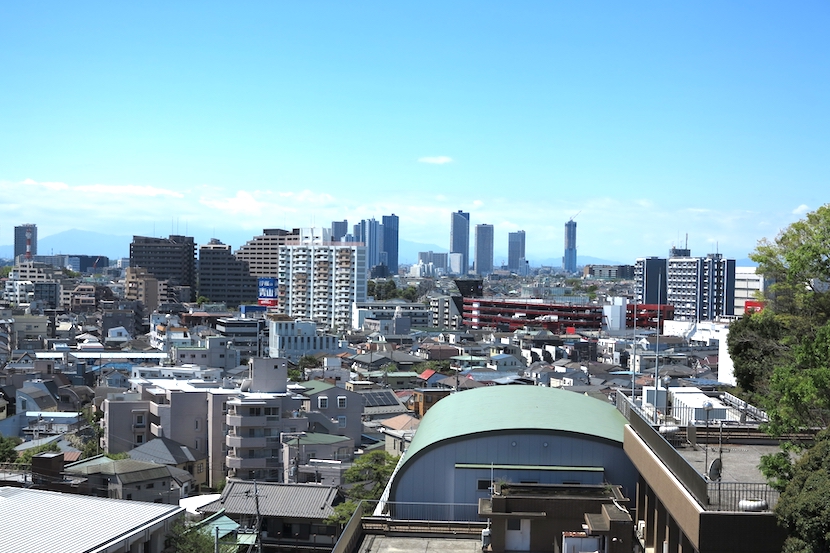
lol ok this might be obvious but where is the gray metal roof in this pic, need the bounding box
[127,436,205,465]
[200,480,341,519]
[0,486,182,553]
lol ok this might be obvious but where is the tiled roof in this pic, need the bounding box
[0,486,182,553]
[200,481,341,519]
[128,436,205,465]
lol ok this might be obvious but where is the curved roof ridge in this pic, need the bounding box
[402,386,626,464]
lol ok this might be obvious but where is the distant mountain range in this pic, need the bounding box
[0,229,755,268]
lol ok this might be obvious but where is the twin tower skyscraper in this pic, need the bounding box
[450,210,527,276]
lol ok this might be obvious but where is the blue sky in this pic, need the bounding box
[1,2,828,264]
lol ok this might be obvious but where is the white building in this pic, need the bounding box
[277,229,367,331]
[267,318,350,363]
[734,266,766,315]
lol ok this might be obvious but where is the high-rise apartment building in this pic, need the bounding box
[235,228,294,277]
[635,257,667,305]
[666,252,735,322]
[382,214,399,275]
[450,210,470,275]
[353,219,382,270]
[563,220,577,273]
[197,239,257,306]
[129,235,196,298]
[474,224,494,276]
[508,230,526,272]
[277,228,367,331]
[14,224,37,260]
[635,249,736,322]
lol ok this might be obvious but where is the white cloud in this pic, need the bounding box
[20,178,69,191]
[792,204,809,215]
[74,183,183,198]
[418,156,453,165]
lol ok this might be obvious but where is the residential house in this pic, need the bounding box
[199,480,344,551]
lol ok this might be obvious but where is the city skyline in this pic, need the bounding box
[2,2,828,263]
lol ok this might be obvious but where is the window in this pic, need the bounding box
[146,483,155,489]
[477,480,491,491]
[249,407,261,416]
[194,419,199,430]
[337,396,347,409]
[337,416,347,428]
[197,463,204,474]
[136,434,144,444]
[507,519,521,531]
[318,396,328,409]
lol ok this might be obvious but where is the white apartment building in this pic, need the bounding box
[267,318,350,362]
[666,253,736,322]
[351,300,431,330]
[734,266,766,315]
[277,230,367,331]
[104,358,307,487]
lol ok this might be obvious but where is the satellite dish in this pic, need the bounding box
[708,457,722,482]
[687,421,697,448]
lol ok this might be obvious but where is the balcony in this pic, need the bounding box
[226,414,268,427]
[226,435,267,449]
[226,455,269,470]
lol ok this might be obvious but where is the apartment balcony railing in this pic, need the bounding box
[226,414,268,427]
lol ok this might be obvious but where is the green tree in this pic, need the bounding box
[736,205,830,551]
[166,518,215,553]
[413,360,450,374]
[298,355,320,370]
[764,321,830,438]
[326,499,359,526]
[0,434,22,463]
[751,204,830,324]
[775,429,830,553]
[15,442,60,466]
[344,450,399,501]
[726,309,791,399]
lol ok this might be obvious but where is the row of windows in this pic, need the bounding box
[317,396,348,409]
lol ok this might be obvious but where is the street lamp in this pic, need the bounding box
[703,400,713,473]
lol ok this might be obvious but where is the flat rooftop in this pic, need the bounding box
[357,536,482,553]
[677,442,781,483]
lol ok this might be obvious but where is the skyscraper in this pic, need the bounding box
[382,214,399,275]
[508,230,526,272]
[331,220,348,242]
[129,235,197,300]
[450,210,470,275]
[474,224,494,276]
[563,220,577,273]
[197,239,257,307]
[14,223,37,260]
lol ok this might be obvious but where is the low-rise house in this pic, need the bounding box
[127,436,208,491]
[64,455,180,503]
[281,432,354,483]
[199,481,344,550]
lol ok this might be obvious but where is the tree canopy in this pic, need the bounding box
[327,450,399,526]
[775,429,830,553]
[730,204,830,551]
